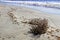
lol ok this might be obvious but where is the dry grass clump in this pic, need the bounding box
[28,18,48,35]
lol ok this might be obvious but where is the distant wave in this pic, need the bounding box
[1,0,60,2]
[0,1,60,15]
[0,1,60,9]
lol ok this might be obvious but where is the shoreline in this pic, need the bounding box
[0,4,60,40]
[0,1,60,15]
[1,1,60,9]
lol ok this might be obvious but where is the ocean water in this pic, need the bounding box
[0,1,60,15]
[10,0,59,2]
[19,4,60,15]
[0,0,60,2]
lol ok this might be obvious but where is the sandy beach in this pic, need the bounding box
[0,5,60,40]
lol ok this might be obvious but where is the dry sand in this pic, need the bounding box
[0,5,60,40]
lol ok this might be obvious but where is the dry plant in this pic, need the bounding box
[28,18,48,36]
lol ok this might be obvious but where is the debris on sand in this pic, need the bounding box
[22,18,48,36]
